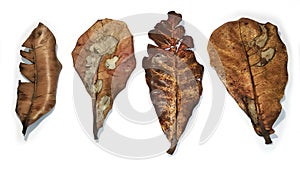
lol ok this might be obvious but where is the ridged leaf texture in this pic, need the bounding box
[143,11,204,154]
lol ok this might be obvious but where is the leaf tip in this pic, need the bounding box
[167,11,182,19]
[264,135,272,144]
[22,126,27,136]
[167,11,182,27]
[166,145,177,155]
[38,22,45,27]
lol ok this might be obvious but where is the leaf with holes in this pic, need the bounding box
[72,19,136,139]
[142,11,204,154]
[208,18,288,144]
[16,23,62,137]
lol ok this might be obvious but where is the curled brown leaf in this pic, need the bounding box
[143,11,204,154]
[16,23,62,136]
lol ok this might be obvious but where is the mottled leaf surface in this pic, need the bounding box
[72,19,136,139]
[208,18,288,144]
[143,11,204,154]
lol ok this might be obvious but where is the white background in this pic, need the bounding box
[0,0,299,168]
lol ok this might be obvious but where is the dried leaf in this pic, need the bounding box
[16,23,62,136]
[72,19,136,139]
[142,11,204,154]
[208,18,288,144]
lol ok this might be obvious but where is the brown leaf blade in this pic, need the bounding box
[208,18,288,144]
[143,11,204,154]
[16,23,62,136]
[72,19,136,139]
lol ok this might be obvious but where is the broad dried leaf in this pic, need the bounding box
[208,18,288,144]
[72,19,136,139]
[16,23,62,136]
[143,11,204,154]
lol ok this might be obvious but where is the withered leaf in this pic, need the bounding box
[16,23,62,136]
[72,19,136,139]
[142,11,204,154]
[208,18,288,144]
